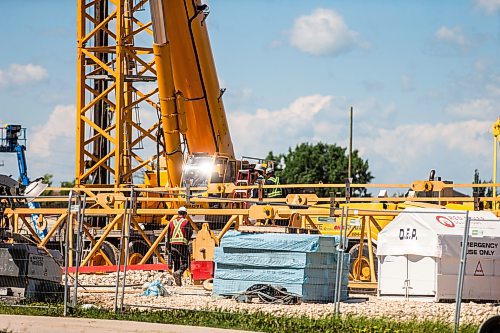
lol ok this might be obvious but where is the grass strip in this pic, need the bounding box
[0,304,479,333]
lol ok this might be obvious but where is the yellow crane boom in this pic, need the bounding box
[149,0,236,188]
[157,0,234,158]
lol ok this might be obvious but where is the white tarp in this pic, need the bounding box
[377,208,500,259]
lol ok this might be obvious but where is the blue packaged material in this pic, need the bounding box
[213,232,350,302]
[219,230,339,253]
[215,266,349,285]
[214,248,342,269]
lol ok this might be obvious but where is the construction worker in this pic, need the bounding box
[251,164,265,199]
[265,168,283,198]
[166,206,193,286]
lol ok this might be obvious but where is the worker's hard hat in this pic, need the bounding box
[266,168,274,174]
[178,206,187,213]
[254,164,264,172]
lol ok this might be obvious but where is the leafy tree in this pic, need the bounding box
[60,179,76,196]
[42,173,53,187]
[266,142,373,197]
[473,169,492,198]
[41,173,54,196]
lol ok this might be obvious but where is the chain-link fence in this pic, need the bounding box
[1,184,499,332]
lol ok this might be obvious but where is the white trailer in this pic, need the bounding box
[377,208,500,301]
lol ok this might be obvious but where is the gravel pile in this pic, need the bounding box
[73,270,178,287]
[74,272,499,325]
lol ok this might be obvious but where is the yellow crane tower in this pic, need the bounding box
[76,0,162,187]
[76,0,236,190]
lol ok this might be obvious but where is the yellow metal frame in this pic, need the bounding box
[2,182,499,293]
[76,0,160,187]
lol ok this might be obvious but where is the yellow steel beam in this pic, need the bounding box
[82,149,116,175]
[131,85,160,110]
[353,216,366,281]
[39,213,68,247]
[81,8,118,44]
[122,156,155,180]
[126,21,153,39]
[84,12,117,39]
[366,216,376,283]
[186,215,200,233]
[82,224,114,266]
[130,217,166,264]
[123,89,157,112]
[81,48,116,77]
[80,214,122,266]
[215,215,238,246]
[129,121,159,148]
[80,149,116,180]
[19,216,42,244]
[137,59,157,76]
[128,52,157,76]
[83,124,117,146]
[80,115,116,144]
[138,220,171,265]
[83,84,116,109]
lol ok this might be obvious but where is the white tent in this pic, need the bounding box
[377,208,500,301]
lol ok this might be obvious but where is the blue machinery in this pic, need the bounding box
[0,125,47,238]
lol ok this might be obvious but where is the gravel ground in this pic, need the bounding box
[73,271,500,325]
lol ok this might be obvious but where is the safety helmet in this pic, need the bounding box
[266,168,274,174]
[178,206,187,214]
[254,164,264,172]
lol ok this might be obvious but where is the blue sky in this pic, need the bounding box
[0,0,498,188]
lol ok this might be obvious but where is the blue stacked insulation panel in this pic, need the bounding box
[213,231,350,303]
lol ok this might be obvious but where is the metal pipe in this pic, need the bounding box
[348,106,353,179]
[114,198,129,313]
[453,210,470,333]
[334,206,345,314]
[493,134,497,200]
[120,188,135,312]
[336,206,348,314]
[73,193,87,307]
[63,190,73,316]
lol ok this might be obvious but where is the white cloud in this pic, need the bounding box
[359,121,490,164]
[0,63,48,89]
[289,8,367,56]
[30,105,75,158]
[475,0,500,14]
[229,94,492,185]
[434,26,468,47]
[229,94,333,156]
[445,98,497,120]
[357,120,491,183]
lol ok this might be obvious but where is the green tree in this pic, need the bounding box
[42,173,53,186]
[266,142,373,197]
[60,179,76,196]
[473,169,492,197]
[41,173,54,196]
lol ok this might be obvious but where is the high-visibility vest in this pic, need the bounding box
[267,176,282,198]
[170,218,188,245]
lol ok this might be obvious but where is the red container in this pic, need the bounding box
[190,260,214,281]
